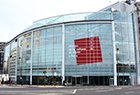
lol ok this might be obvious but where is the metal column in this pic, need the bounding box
[62,24,65,85]
[133,11,140,85]
[15,39,18,84]
[112,21,117,86]
[30,31,33,85]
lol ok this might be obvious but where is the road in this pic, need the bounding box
[0,85,140,95]
[75,86,140,95]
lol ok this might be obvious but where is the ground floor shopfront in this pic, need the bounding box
[16,75,133,86]
[65,76,132,86]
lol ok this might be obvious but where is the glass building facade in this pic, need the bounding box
[4,1,138,85]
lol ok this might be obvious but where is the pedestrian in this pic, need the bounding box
[0,79,1,86]
[9,78,12,86]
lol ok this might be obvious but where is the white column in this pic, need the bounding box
[112,21,117,86]
[30,31,33,85]
[62,24,65,85]
[133,12,140,85]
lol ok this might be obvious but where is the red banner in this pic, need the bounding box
[74,36,102,65]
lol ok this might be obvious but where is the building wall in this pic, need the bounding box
[4,1,138,85]
[0,42,6,74]
[64,23,113,76]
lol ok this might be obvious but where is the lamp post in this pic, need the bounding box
[116,48,119,86]
[43,71,47,86]
[19,57,23,85]
[20,76,22,85]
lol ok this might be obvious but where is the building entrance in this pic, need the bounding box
[88,76,110,85]
[65,76,112,86]
[117,76,130,85]
[71,77,82,85]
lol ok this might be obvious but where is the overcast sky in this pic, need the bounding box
[0,0,139,42]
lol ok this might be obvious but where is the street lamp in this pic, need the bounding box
[116,48,119,86]
[20,76,23,85]
[19,57,23,85]
[43,71,47,86]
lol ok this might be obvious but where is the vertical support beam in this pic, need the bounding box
[62,24,65,85]
[8,43,12,81]
[15,39,18,84]
[133,12,140,85]
[87,76,89,84]
[112,21,117,86]
[30,31,33,85]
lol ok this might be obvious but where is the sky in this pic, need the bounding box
[0,0,139,42]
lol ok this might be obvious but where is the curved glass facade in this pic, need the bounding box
[4,2,138,86]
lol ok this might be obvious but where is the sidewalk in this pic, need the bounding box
[0,84,65,88]
[0,84,134,89]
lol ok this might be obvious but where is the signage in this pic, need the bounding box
[74,36,102,65]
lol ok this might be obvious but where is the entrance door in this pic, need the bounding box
[72,77,82,85]
[76,77,81,85]
[118,76,130,85]
[72,77,76,85]
[109,78,114,86]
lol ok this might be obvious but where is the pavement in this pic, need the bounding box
[0,84,65,88]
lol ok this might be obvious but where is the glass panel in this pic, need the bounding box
[25,12,112,30]
[4,45,10,74]
[65,23,113,77]
[32,26,62,77]
[114,12,136,85]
